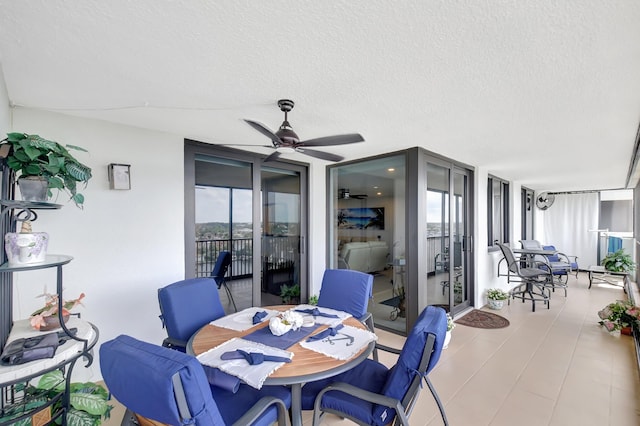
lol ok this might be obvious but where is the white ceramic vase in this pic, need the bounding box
[4,232,49,265]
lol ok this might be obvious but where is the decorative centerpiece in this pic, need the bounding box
[4,220,49,265]
[30,290,85,331]
[268,310,304,336]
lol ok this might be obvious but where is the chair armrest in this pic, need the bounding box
[314,382,410,426]
[162,337,187,350]
[375,343,401,356]
[233,396,290,426]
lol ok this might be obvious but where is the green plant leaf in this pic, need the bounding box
[67,162,93,181]
[6,132,26,142]
[22,145,43,161]
[70,392,110,416]
[67,407,101,426]
[36,370,65,392]
[26,134,61,153]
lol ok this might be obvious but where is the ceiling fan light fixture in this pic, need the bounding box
[276,146,296,154]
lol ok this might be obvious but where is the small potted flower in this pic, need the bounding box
[597,299,640,335]
[30,290,85,331]
[443,313,455,349]
[487,288,509,310]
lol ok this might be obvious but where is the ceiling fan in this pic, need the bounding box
[241,99,364,162]
[536,192,555,210]
[339,188,367,200]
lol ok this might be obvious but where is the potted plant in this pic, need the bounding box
[487,288,509,310]
[0,371,112,425]
[601,248,635,273]
[30,290,85,331]
[0,132,92,208]
[443,313,455,348]
[280,283,300,304]
[597,299,640,335]
[33,370,112,425]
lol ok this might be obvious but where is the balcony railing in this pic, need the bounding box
[197,236,454,278]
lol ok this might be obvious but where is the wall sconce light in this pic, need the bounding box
[108,163,131,190]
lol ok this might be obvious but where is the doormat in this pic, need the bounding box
[455,309,510,329]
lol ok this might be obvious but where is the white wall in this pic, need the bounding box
[10,108,184,380]
[475,166,511,307]
[308,163,327,298]
[0,62,9,133]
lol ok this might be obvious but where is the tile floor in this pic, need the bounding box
[102,271,640,425]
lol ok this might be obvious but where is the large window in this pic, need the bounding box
[488,176,509,248]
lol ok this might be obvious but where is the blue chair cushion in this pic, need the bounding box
[318,269,373,318]
[158,277,225,344]
[214,383,291,426]
[373,305,446,422]
[300,358,388,410]
[101,335,291,426]
[100,334,225,425]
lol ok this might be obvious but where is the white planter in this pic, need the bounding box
[488,299,505,310]
[4,232,49,265]
[443,330,452,349]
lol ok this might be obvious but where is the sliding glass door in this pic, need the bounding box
[185,142,308,313]
[426,160,472,315]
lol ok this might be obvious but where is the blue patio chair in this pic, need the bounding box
[100,334,291,426]
[542,245,579,279]
[317,269,378,360]
[158,277,226,352]
[300,305,449,426]
[211,250,236,312]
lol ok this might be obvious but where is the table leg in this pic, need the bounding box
[588,270,593,289]
[291,383,302,426]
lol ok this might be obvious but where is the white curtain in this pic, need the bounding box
[541,193,599,269]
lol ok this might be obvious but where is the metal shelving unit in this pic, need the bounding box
[0,167,99,425]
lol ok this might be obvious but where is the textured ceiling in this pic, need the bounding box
[1,1,640,191]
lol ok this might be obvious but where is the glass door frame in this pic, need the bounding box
[184,140,309,306]
[408,149,475,328]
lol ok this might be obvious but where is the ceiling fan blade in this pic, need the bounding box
[263,151,282,162]
[300,133,364,147]
[298,148,344,162]
[221,143,274,148]
[244,119,281,144]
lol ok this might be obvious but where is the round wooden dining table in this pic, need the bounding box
[187,305,375,426]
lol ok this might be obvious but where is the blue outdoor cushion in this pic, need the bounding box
[372,305,446,423]
[100,335,291,426]
[100,334,224,425]
[158,277,226,345]
[318,269,373,318]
